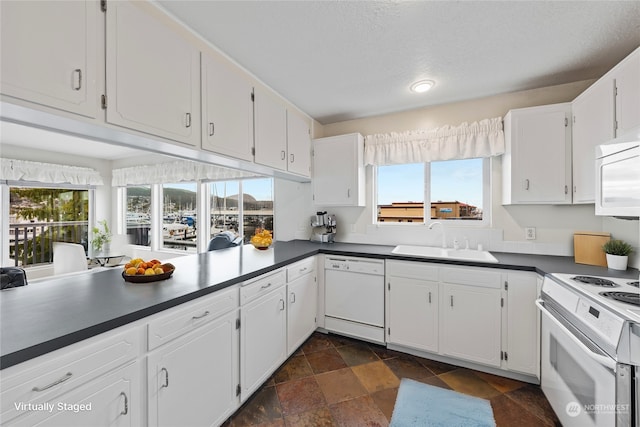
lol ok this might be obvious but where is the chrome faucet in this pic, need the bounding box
[428,222,447,248]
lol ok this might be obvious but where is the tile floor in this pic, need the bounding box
[225,332,560,427]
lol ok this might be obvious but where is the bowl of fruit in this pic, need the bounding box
[250,229,273,250]
[122,258,175,283]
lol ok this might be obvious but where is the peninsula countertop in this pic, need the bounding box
[2,240,638,369]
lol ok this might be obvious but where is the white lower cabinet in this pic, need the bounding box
[385,261,539,378]
[504,272,540,377]
[386,261,438,353]
[8,361,140,427]
[147,309,239,427]
[440,282,502,368]
[240,272,287,402]
[286,258,317,356]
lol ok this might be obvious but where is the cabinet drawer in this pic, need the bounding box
[241,270,286,305]
[386,260,438,280]
[440,266,501,288]
[1,327,141,424]
[286,257,315,283]
[148,286,239,351]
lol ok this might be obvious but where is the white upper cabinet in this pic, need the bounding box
[106,1,200,146]
[254,87,288,170]
[201,52,254,161]
[313,133,365,206]
[502,103,572,204]
[0,0,99,118]
[286,109,312,177]
[612,48,640,137]
[571,47,640,204]
[572,78,615,204]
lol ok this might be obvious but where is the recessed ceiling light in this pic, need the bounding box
[410,80,435,93]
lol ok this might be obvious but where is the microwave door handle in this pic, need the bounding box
[536,300,617,372]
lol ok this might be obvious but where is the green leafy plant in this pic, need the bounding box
[91,219,112,252]
[602,239,634,256]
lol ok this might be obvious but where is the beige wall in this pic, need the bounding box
[313,81,639,268]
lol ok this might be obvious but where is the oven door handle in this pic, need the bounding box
[536,299,617,372]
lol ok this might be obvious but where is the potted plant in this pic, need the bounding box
[91,219,112,254]
[602,239,634,270]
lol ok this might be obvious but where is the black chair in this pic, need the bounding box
[207,231,243,251]
[1,267,28,290]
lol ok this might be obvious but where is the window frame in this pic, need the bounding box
[374,158,491,227]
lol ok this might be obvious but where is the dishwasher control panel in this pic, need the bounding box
[325,256,384,275]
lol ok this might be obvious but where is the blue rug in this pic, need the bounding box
[390,378,496,427]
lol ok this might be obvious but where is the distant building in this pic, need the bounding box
[378,201,480,222]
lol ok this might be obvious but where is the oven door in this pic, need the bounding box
[537,299,617,427]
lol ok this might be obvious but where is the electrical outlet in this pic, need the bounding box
[525,227,536,240]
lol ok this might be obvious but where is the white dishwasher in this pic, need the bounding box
[324,256,385,344]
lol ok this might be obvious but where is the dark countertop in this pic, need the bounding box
[2,240,638,369]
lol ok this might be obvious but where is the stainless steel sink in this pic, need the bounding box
[391,245,499,263]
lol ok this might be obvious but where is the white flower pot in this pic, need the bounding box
[606,254,628,271]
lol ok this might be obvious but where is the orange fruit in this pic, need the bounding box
[137,267,145,275]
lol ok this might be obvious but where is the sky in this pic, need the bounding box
[377,159,483,208]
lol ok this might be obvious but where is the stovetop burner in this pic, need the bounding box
[628,281,639,288]
[572,275,618,287]
[600,291,640,306]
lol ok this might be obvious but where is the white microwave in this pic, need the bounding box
[595,140,640,217]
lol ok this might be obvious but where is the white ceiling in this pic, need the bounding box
[157,0,640,124]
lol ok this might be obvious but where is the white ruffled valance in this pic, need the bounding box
[364,117,505,166]
[0,158,103,185]
[112,160,259,186]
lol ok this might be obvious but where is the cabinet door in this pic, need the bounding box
[287,272,317,355]
[440,283,501,367]
[286,109,311,177]
[387,276,438,353]
[201,52,254,161]
[572,80,615,203]
[505,272,539,377]
[613,48,640,137]
[503,104,571,204]
[241,286,287,401]
[106,1,200,146]
[148,310,239,427]
[313,133,365,206]
[9,362,140,427]
[0,0,98,118]
[254,87,287,170]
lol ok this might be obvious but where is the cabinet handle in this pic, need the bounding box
[209,122,215,136]
[428,292,432,304]
[72,69,82,91]
[290,292,296,304]
[290,153,295,163]
[32,372,73,392]
[279,299,285,311]
[524,179,530,190]
[192,310,210,320]
[450,295,454,307]
[260,283,272,290]
[347,188,351,198]
[281,150,286,160]
[160,368,169,388]
[565,185,568,195]
[573,185,577,193]
[185,113,192,128]
[119,392,129,416]
[299,267,307,273]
